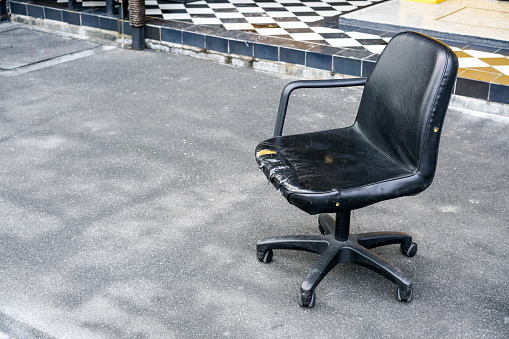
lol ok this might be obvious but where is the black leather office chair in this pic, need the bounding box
[255,32,458,307]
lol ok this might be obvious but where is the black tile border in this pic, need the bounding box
[489,83,509,105]
[206,35,228,54]
[183,31,205,49]
[306,51,332,71]
[62,10,80,26]
[160,27,182,44]
[81,13,100,28]
[26,3,44,19]
[229,40,253,57]
[455,78,489,101]
[145,24,160,41]
[280,47,305,66]
[44,7,62,22]
[254,44,278,62]
[333,56,361,77]
[99,16,118,31]
[8,0,509,105]
[9,1,27,16]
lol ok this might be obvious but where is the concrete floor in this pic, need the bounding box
[0,22,508,338]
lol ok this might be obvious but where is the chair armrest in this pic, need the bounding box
[273,78,367,137]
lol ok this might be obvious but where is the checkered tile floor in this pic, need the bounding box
[452,48,509,85]
[55,0,509,83]
[144,0,390,51]
[144,0,509,81]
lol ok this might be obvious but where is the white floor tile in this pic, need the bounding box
[316,11,341,17]
[332,5,357,11]
[458,58,490,68]
[187,8,215,14]
[346,31,381,39]
[192,18,223,25]
[278,21,309,29]
[145,9,163,15]
[257,3,284,8]
[325,38,362,47]
[285,6,313,12]
[256,28,290,35]
[310,27,345,33]
[237,7,266,13]
[215,12,245,19]
[208,3,236,9]
[158,4,185,10]
[223,23,255,30]
[290,33,325,41]
[363,44,386,54]
[463,50,505,58]
[296,16,324,22]
[162,13,192,20]
[266,11,297,18]
[493,65,509,76]
[245,17,277,24]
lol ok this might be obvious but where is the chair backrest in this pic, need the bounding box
[355,32,458,183]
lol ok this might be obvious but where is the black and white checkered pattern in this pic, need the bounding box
[144,0,390,50]
[53,0,390,51]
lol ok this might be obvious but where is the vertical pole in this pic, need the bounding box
[122,0,129,18]
[334,211,351,241]
[1,0,9,23]
[128,0,146,50]
[131,25,145,50]
[106,0,118,14]
[68,0,81,11]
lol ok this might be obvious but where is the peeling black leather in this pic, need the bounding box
[255,32,459,215]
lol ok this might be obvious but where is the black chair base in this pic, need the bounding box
[256,212,416,307]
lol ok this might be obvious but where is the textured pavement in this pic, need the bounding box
[0,22,508,338]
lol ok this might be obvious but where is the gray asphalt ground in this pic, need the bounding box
[1,22,508,338]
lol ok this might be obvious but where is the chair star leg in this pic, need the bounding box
[347,243,412,291]
[355,232,413,249]
[318,214,335,235]
[256,235,330,255]
[300,244,342,306]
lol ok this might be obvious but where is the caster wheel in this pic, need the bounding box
[257,249,273,263]
[298,292,316,308]
[318,223,325,235]
[401,242,417,257]
[317,215,332,235]
[397,287,413,302]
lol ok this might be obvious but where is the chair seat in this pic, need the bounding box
[256,126,427,214]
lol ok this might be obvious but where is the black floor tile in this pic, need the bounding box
[63,10,80,25]
[44,7,62,21]
[183,31,205,48]
[489,83,509,105]
[455,77,489,100]
[280,47,305,65]
[254,43,279,61]
[27,4,44,19]
[161,27,182,44]
[205,35,228,53]
[306,51,332,71]
[362,60,376,77]
[81,13,100,28]
[333,55,361,76]
[9,2,27,16]
[99,16,118,31]
[229,39,253,56]
[146,25,161,40]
